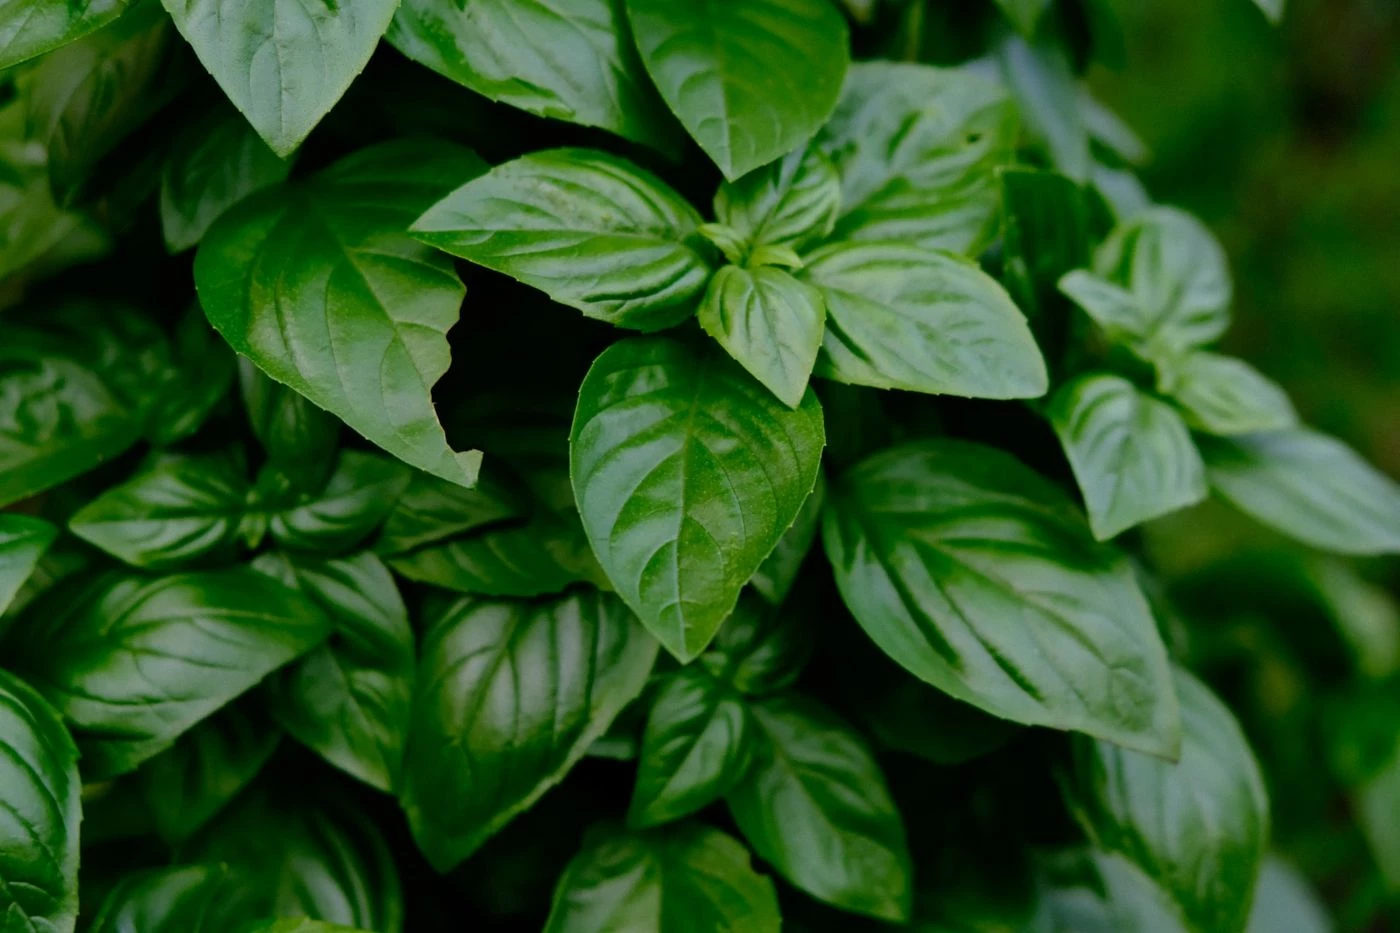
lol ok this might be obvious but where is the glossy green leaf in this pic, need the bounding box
[9,567,330,778]
[239,358,340,493]
[802,241,1048,398]
[1201,428,1400,555]
[375,469,525,555]
[0,669,80,933]
[702,590,811,697]
[89,865,253,933]
[816,62,1018,254]
[1245,859,1332,933]
[1049,373,1208,540]
[628,668,751,828]
[625,0,849,180]
[727,693,911,921]
[824,439,1180,755]
[160,0,399,155]
[401,590,658,870]
[712,143,841,254]
[0,0,133,69]
[268,451,412,555]
[749,473,824,606]
[0,514,57,615]
[698,264,826,408]
[1065,668,1269,933]
[544,822,781,933]
[258,552,414,793]
[998,31,1090,181]
[198,140,486,488]
[570,337,825,661]
[147,309,239,447]
[1164,352,1296,436]
[413,148,712,332]
[386,0,678,152]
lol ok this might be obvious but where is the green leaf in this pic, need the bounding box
[802,241,1048,398]
[994,0,1052,35]
[702,590,811,696]
[628,668,751,828]
[1048,373,1208,540]
[245,923,369,933]
[9,566,330,778]
[570,337,825,661]
[386,0,678,153]
[0,514,57,615]
[1246,859,1332,933]
[0,0,133,69]
[197,140,487,488]
[0,669,80,933]
[698,264,826,408]
[1303,558,1400,680]
[413,148,712,332]
[68,450,255,569]
[998,31,1090,181]
[544,822,781,933]
[824,439,1180,755]
[816,61,1018,255]
[268,450,412,555]
[147,309,239,447]
[712,143,842,254]
[89,865,253,933]
[1253,0,1284,24]
[375,469,526,555]
[257,552,414,793]
[1064,668,1270,933]
[160,102,292,253]
[1032,848,1194,933]
[238,358,340,493]
[0,121,109,280]
[998,167,1093,314]
[401,590,658,870]
[749,473,824,606]
[1200,428,1400,555]
[727,693,911,921]
[138,699,281,843]
[160,0,399,155]
[1163,352,1297,436]
[858,672,1021,766]
[625,0,849,180]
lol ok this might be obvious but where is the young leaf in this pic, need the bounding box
[570,337,825,661]
[401,590,658,870]
[268,451,412,555]
[698,264,827,408]
[0,514,57,615]
[1200,428,1400,555]
[0,670,80,933]
[727,693,912,921]
[197,140,487,489]
[749,473,825,606]
[386,0,679,153]
[712,143,842,254]
[413,148,712,332]
[628,668,751,828]
[9,567,331,778]
[802,242,1048,399]
[1048,373,1208,540]
[1164,352,1297,436]
[817,62,1017,254]
[1064,668,1270,933]
[625,0,850,180]
[0,0,133,69]
[998,31,1091,181]
[544,822,781,932]
[160,0,399,155]
[239,359,340,493]
[824,440,1181,756]
[89,865,253,933]
[703,590,812,697]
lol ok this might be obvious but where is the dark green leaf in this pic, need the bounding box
[749,473,824,607]
[1358,736,1400,892]
[198,140,486,488]
[802,241,1048,398]
[727,693,911,921]
[702,590,811,696]
[628,668,751,828]
[244,923,369,933]
[712,143,842,254]
[999,167,1093,314]
[375,469,526,555]
[146,309,238,446]
[1303,558,1400,680]
[544,822,781,932]
[570,337,825,661]
[9,566,330,777]
[0,669,80,933]
[239,358,340,493]
[413,148,712,332]
[998,31,1090,181]
[89,865,253,933]
[824,440,1180,755]
[817,61,1017,254]
[0,514,57,615]
[268,451,412,555]
[994,0,1052,35]
[625,0,849,180]
[1048,373,1207,540]
[0,0,133,69]
[1164,352,1296,436]
[1200,428,1400,555]
[401,590,658,870]
[859,673,1021,766]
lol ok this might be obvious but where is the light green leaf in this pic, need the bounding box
[544,822,781,933]
[1253,0,1284,24]
[0,669,80,933]
[0,514,57,616]
[749,473,824,606]
[1246,858,1332,933]
[1049,373,1207,540]
[1065,668,1270,933]
[625,0,849,180]
[89,865,253,933]
[1163,352,1296,436]
[268,450,412,555]
[802,241,1047,398]
[728,693,911,921]
[998,31,1090,181]
[413,148,711,332]
[0,0,133,69]
[401,590,658,870]
[570,337,825,661]
[824,439,1180,755]
[712,143,841,254]
[1201,428,1400,555]
[1031,848,1195,933]
[386,0,678,153]
[160,0,399,155]
[698,264,826,408]
[238,358,340,493]
[817,61,1018,254]
[197,140,487,488]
